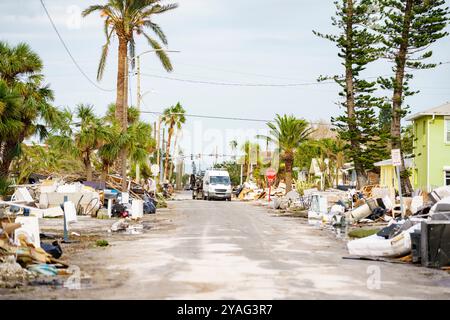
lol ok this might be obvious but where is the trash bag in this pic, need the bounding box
[415,205,431,216]
[111,204,127,217]
[368,207,386,221]
[40,241,63,259]
[143,201,156,214]
[376,223,402,239]
[234,186,244,196]
[28,264,58,276]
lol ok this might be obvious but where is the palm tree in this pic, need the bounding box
[13,142,84,184]
[241,140,260,182]
[98,135,121,181]
[127,120,156,176]
[258,115,313,193]
[168,128,182,182]
[161,102,185,182]
[82,0,178,190]
[75,105,110,181]
[229,140,238,151]
[229,140,238,160]
[0,41,60,180]
[317,138,346,187]
[99,104,156,182]
[49,104,109,181]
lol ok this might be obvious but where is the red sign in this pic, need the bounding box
[266,168,277,182]
[265,168,277,203]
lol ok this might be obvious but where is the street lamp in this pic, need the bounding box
[129,49,180,113]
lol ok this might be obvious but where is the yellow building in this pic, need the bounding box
[374,158,413,190]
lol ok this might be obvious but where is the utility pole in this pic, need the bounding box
[240,164,243,186]
[135,55,142,184]
[130,49,180,186]
[120,50,129,192]
[156,116,162,184]
[215,146,218,165]
[160,128,165,183]
[136,55,141,112]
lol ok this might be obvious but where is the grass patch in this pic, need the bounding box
[348,228,379,239]
[95,239,109,247]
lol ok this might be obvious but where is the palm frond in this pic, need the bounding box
[142,20,168,44]
[152,3,179,15]
[143,32,173,72]
[97,26,114,81]
[81,5,107,17]
[128,37,136,70]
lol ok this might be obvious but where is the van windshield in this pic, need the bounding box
[210,176,230,185]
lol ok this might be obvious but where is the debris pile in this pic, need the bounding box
[239,178,450,270]
[0,174,164,289]
[109,218,144,235]
[0,216,68,288]
[236,181,266,201]
[0,256,33,288]
[345,185,450,269]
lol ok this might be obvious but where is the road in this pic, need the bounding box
[9,192,450,299]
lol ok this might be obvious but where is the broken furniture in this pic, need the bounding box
[421,221,450,268]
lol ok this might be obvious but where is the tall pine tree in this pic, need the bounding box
[314,0,388,188]
[377,0,449,194]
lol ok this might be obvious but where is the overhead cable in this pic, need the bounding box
[39,0,114,92]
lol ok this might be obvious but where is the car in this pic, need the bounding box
[202,169,232,201]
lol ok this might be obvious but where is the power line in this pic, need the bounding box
[39,0,114,92]
[141,110,334,126]
[142,110,271,122]
[140,73,336,87]
[170,62,312,82]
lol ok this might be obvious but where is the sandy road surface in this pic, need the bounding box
[2,193,450,299]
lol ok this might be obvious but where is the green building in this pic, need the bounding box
[406,102,450,191]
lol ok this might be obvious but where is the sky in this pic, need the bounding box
[1,0,449,172]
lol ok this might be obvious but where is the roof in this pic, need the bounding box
[406,102,450,121]
[374,157,413,168]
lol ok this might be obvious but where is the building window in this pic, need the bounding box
[446,119,450,143]
[446,171,450,186]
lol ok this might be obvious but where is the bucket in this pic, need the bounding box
[131,200,144,218]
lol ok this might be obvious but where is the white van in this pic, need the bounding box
[202,169,232,201]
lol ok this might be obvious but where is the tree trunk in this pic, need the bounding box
[116,36,129,191]
[84,153,93,181]
[164,126,173,182]
[391,0,414,196]
[0,132,26,179]
[345,0,368,189]
[285,155,293,193]
[0,159,12,180]
[0,142,14,179]
[101,164,108,182]
[335,166,339,188]
[169,128,179,182]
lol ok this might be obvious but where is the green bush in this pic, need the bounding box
[95,239,109,247]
